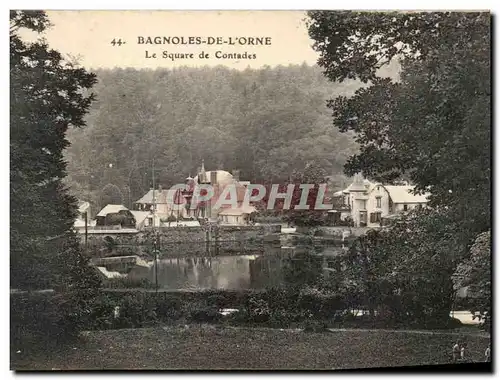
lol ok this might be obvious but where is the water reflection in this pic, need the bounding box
[123,245,346,291]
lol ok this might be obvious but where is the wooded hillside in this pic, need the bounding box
[64,64,363,210]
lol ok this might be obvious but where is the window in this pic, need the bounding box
[403,204,408,211]
[376,197,381,208]
[361,200,367,209]
[359,211,367,226]
[370,212,382,223]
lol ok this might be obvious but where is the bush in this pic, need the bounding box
[105,277,156,289]
[85,293,120,330]
[22,287,464,333]
[11,292,80,349]
[314,229,326,237]
[114,294,158,328]
[480,316,491,332]
[333,310,355,323]
[302,318,330,333]
[183,300,221,323]
[268,309,292,328]
[421,316,464,330]
[84,290,248,329]
[154,294,184,322]
[203,289,244,309]
[246,296,271,323]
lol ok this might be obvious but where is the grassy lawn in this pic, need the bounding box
[11,325,490,370]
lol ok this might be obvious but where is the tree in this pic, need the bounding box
[100,183,124,209]
[336,210,466,326]
[307,11,491,323]
[454,231,491,329]
[307,11,490,240]
[376,210,464,325]
[283,250,324,289]
[341,229,391,319]
[10,10,100,300]
[283,161,329,227]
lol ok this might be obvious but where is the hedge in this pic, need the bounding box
[11,287,466,344]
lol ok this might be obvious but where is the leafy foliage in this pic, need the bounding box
[327,210,471,326]
[283,250,324,289]
[10,10,98,289]
[454,231,491,327]
[10,11,102,344]
[308,11,491,324]
[283,161,329,227]
[307,11,490,236]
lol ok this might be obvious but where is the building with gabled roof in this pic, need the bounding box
[183,160,255,224]
[219,205,257,225]
[96,204,129,217]
[133,185,187,222]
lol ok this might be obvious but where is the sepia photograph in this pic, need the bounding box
[9,9,491,371]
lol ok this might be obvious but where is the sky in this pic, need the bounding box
[38,10,320,70]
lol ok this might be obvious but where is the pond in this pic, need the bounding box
[119,245,346,291]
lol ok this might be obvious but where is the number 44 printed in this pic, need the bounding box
[111,38,126,46]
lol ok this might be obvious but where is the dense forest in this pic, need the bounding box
[64,64,365,212]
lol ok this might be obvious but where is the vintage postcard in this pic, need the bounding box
[10,10,491,371]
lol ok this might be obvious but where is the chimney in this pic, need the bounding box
[232,169,240,182]
[210,171,217,185]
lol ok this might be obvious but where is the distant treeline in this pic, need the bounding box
[64,64,364,212]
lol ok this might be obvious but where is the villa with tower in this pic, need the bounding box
[131,160,257,226]
[330,173,430,228]
[182,160,256,225]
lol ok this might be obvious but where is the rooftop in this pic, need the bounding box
[97,204,129,217]
[193,170,235,186]
[219,205,257,216]
[384,186,430,204]
[135,189,173,204]
[129,210,150,224]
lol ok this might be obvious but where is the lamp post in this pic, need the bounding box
[152,158,158,293]
[153,233,159,294]
[150,158,162,294]
[129,159,162,292]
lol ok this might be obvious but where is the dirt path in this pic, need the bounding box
[327,327,489,338]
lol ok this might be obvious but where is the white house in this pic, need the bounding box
[332,174,430,228]
[133,187,189,219]
[218,205,257,225]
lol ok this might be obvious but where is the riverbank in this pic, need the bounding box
[11,325,491,370]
